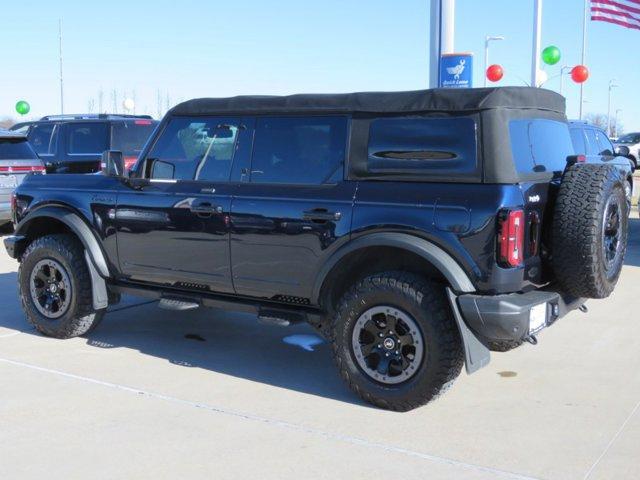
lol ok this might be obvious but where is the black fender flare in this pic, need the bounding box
[311,232,476,304]
[15,206,111,279]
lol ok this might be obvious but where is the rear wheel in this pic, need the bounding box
[19,234,105,338]
[331,272,463,411]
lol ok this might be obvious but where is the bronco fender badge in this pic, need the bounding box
[528,194,541,203]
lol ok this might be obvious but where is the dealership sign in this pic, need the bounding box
[439,53,473,88]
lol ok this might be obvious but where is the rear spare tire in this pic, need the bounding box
[551,164,628,299]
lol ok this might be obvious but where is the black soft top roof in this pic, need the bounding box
[170,87,565,116]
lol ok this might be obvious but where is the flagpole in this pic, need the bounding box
[579,0,588,119]
[59,18,64,115]
[531,0,542,87]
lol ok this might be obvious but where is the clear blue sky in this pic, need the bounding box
[0,0,638,130]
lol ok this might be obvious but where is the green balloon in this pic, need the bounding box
[542,45,561,65]
[15,100,30,115]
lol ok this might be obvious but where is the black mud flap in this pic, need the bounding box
[446,288,491,374]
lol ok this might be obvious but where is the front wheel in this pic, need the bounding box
[19,234,105,338]
[331,272,463,411]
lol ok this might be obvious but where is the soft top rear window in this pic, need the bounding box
[366,116,478,179]
[111,120,157,156]
[0,138,38,160]
[509,119,574,175]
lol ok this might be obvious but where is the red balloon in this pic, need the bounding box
[486,64,504,83]
[571,65,589,83]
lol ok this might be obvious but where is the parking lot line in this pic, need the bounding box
[583,398,640,480]
[0,355,541,480]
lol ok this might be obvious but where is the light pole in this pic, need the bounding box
[607,79,619,137]
[558,65,571,96]
[614,109,622,138]
[484,35,505,87]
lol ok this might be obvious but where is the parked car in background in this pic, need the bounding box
[11,114,158,174]
[568,121,635,203]
[614,132,640,170]
[0,129,45,229]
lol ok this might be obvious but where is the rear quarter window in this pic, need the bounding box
[509,119,574,174]
[367,116,477,177]
[111,120,157,156]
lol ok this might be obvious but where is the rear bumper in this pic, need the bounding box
[447,287,586,375]
[457,289,585,343]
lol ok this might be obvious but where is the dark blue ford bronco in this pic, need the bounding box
[3,87,632,410]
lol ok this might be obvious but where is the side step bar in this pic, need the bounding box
[110,282,324,326]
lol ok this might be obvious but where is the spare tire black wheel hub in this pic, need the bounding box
[603,197,622,272]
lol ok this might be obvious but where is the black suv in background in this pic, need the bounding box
[569,120,635,202]
[11,114,158,174]
[3,88,633,411]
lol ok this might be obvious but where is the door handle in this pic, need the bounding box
[303,209,342,222]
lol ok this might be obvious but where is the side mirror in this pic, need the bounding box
[101,150,125,177]
[615,145,630,157]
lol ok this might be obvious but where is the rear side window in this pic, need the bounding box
[509,119,574,174]
[29,123,56,155]
[250,116,347,185]
[146,116,240,181]
[569,128,586,155]
[111,120,157,156]
[594,129,614,155]
[0,138,38,160]
[67,122,109,155]
[367,117,477,175]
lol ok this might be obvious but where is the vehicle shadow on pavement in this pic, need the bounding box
[625,217,640,267]
[88,304,364,406]
[0,268,363,406]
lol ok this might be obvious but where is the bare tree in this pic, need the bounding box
[87,98,95,113]
[0,117,16,129]
[111,89,118,113]
[585,113,623,138]
[156,89,162,118]
[98,88,104,113]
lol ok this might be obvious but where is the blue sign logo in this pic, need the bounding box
[439,53,473,88]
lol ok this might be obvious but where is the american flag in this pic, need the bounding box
[591,0,640,30]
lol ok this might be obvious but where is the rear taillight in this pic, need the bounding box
[124,156,138,171]
[498,209,524,267]
[0,164,46,173]
[134,120,152,125]
[10,193,17,215]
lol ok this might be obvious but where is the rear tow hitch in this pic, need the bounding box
[524,335,538,345]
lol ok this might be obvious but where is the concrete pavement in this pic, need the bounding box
[1,215,639,480]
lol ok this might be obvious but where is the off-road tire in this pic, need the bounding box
[19,234,105,338]
[552,164,628,299]
[331,272,463,411]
